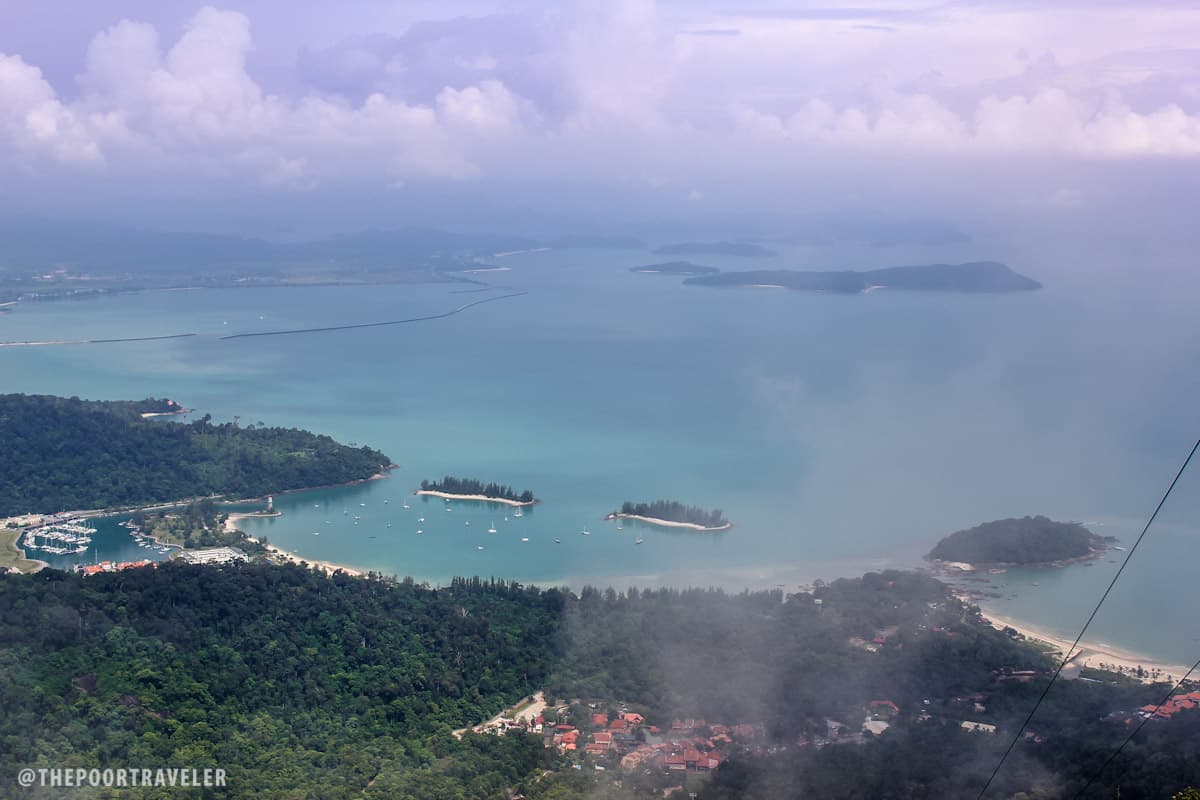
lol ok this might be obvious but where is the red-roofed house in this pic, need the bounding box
[621,712,645,725]
[593,731,613,748]
[869,700,900,719]
[592,713,609,727]
[609,718,628,732]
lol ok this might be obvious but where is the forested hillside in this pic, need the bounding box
[1,566,1196,798]
[0,566,562,799]
[0,395,392,515]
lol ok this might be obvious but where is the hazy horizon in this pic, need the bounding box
[0,1,1197,238]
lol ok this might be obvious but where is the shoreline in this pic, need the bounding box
[1,529,50,573]
[604,513,732,532]
[976,605,1190,682]
[243,535,368,578]
[414,489,536,508]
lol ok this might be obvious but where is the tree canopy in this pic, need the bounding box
[0,394,392,516]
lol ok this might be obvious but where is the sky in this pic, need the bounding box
[0,0,1198,235]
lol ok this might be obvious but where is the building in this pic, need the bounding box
[961,721,997,734]
[177,547,248,565]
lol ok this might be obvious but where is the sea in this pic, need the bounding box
[4,236,1200,665]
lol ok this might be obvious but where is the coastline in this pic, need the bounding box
[604,513,732,532]
[976,604,1191,682]
[1,528,50,573]
[414,489,536,508]
[223,516,368,578]
[239,532,368,578]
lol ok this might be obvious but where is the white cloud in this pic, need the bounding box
[0,54,101,165]
[0,1,1198,191]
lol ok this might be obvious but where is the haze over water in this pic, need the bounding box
[5,241,1200,664]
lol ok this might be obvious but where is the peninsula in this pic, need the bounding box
[684,261,1042,293]
[605,500,731,531]
[416,476,537,506]
[629,261,720,276]
[928,515,1114,568]
[0,394,393,517]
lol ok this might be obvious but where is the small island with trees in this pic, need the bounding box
[605,500,731,531]
[416,476,537,507]
[928,515,1116,569]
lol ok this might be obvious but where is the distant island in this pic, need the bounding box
[629,261,720,276]
[417,476,537,507]
[605,500,731,531]
[684,261,1041,293]
[928,515,1114,568]
[0,394,393,517]
[653,241,776,258]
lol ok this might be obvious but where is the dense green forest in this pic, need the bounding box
[615,500,729,528]
[1,565,1196,798]
[0,395,392,516]
[420,477,535,503]
[0,566,562,799]
[929,516,1107,565]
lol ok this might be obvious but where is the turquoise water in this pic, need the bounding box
[21,515,176,570]
[4,244,1200,662]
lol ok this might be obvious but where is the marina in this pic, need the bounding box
[22,521,95,555]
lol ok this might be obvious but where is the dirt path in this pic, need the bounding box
[453,691,547,738]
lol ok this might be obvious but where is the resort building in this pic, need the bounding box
[177,547,248,565]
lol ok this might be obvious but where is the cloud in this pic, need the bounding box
[0,54,101,165]
[0,0,1198,195]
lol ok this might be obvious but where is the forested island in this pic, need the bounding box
[684,261,1042,293]
[928,515,1114,567]
[629,261,721,276]
[653,241,776,258]
[606,500,731,531]
[0,394,393,516]
[1,565,1196,798]
[418,476,536,506]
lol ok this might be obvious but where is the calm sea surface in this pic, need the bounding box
[5,243,1199,663]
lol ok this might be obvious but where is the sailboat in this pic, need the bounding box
[488,521,498,534]
[635,538,644,545]
[513,508,523,518]
[401,502,410,509]
[554,538,562,544]
[521,537,529,542]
